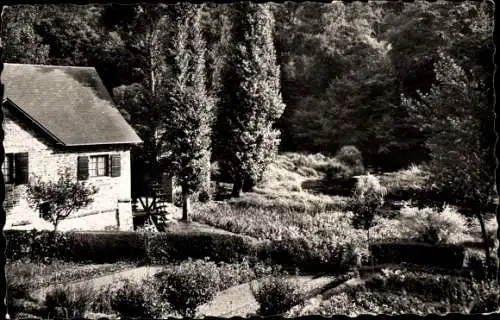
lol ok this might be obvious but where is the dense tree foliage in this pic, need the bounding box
[26,170,98,231]
[2,2,492,173]
[158,4,214,219]
[402,53,495,273]
[214,3,285,197]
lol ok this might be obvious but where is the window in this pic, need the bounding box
[1,152,28,185]
[89,155,109,177]
[78,154,120,180]
[2,153,14,184]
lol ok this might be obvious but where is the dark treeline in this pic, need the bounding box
[1,1,494,174]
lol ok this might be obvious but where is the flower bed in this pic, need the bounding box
[288,269,500,316]
[6,260,135,291]
[16,258,280,319]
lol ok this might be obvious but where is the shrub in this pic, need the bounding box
[26,169,99,231]
[251,276,305,316]
[349,174,387,243]
[44,283,94,318]
[67,231,147,263]
[6,262,36,317]
[322,161,356,195]
[198,190,211,202]
[109,278,167,318]
[398,205,469,244]
[259,237,358,273]
[216,258,276,291]
[335,145,365,175]
[369,241,466,270]
[155,259,221,317]
[5,230,146,263]
[364,268,500,313]
[145,231,258,264]
[5,229,72,263]
[464,250,499,280]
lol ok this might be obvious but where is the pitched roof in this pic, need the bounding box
[2,63,142,146]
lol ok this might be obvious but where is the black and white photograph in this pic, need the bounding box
[0,1,497,318]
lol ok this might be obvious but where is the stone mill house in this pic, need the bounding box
[2,63,142,231]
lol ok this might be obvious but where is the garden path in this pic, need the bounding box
[197,275,338,317]
[33,266,341,318]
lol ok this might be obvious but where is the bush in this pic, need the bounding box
[322,161,356,195]
[259,237,358,273]
[369,241,466,269]
[365,268,500,313]
[155,259,221,317]
[198,190,211,202]
[145,231,259,264]
[44,283,94,318]
[5,230,146,263]
[251,276,305,316]
[335,145,365,175]
[109,278,167,318]
[67,231,147,263]
[6,262,36,317]
[349,174,387,242]
[398,205,469,244]
[5,229,72,263]
[216,258,277,291]
[464,250,499,280]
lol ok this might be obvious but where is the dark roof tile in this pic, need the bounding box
[2,63,142,146]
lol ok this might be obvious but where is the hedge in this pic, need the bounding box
[370,240,466,270]
[257,238,358,273]
[4,229,258,265]
[4,229,359,274]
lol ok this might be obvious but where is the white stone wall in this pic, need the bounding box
[3,110,134,231]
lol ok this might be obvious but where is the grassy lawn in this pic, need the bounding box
[193,153,497,265]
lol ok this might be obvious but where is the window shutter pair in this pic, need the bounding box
[14,152,29,185]
[77,154,121,180]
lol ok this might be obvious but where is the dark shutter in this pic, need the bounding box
[110,154,121,177]
[14,152,29,185]
[77,156,89,180]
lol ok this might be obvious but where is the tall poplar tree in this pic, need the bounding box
[215,3,285,197]
[159,4,214,220]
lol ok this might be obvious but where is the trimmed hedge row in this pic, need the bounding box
[4,230,360,273]
[370,240,466,270]
[4,229,257,265]
[259,238,358,273]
